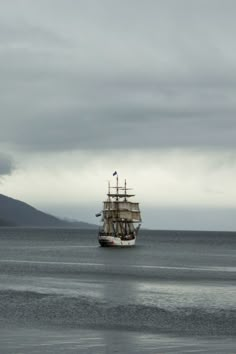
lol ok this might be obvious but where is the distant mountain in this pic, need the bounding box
[0,217,16,227]
[0,194,97,228]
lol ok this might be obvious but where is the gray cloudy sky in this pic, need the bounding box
[1,0,236,230]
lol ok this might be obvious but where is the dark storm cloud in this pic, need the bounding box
[0,153,15,176]
[1,0,236,152]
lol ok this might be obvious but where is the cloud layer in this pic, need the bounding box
[1,0,236,152]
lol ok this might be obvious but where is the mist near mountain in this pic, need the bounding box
[0,194,96,228]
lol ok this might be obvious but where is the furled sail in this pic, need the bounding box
[103,209,141,222]
[103,201,140,212]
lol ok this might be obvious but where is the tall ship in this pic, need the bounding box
[96,172,142,246]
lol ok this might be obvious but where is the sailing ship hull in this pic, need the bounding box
[98,235,136,247]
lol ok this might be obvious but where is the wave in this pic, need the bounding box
[1,259,236,282]
[0,289,235,336]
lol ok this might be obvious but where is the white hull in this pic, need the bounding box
[98,235,136,247]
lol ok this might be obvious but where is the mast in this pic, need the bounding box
[116,173,119,233]
[108,181,111,234]
[124,179,127,202]
[124,179,127,233]
[116,174,119,201]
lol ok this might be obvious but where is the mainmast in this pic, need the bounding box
[116,174,119,201]
[124,179,127,202]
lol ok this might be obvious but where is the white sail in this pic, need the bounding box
[104,201,140,212]
[103,220,113,234]
[103,209,141,222]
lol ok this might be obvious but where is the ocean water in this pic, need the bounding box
[0,228,235,353]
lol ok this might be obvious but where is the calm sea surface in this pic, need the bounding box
[0,228,236,353]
